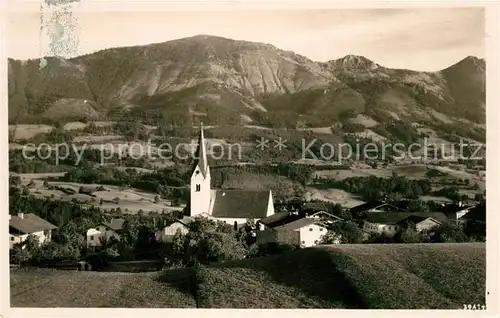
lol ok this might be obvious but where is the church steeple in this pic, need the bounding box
[194,123,208,178]
[190,122,212,217]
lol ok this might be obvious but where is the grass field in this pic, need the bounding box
[11,243,485,309]
[17,174,184,214]
[10,270,195,308]
[304,187,365,208]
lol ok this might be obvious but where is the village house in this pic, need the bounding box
[155,216,195,243]
[307,210,344,224]
[257,217,331,248]
[362,212,446,237]
[9,213,57,249]
[437,202,475,225]
[258,209,342,229]
[189,125,275,225]
[456,202,486,226]
[86,218,125,247]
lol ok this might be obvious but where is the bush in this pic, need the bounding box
[429,223,469,243]
[167,218,247,266]
[394,226,425,243]
[326,174,431,201]
[324,221,364,244]
[248,242,298,257]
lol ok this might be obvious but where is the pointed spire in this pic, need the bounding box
[196,123,208,178]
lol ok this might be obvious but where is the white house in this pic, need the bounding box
[9,213,57,249]
[443,202,475,224]
[86,218,125,247]
[155,216,194,243]
[257,217,330,248]
[189,125,275,224]
[86,228,103,247]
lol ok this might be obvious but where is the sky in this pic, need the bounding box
[6,3,485,71]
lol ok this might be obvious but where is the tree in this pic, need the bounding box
[10,175,21,186]
[394,225,424,243]
[430,222,469,243]
[23,234,40,252]
[407,200,429,212]
[236,219,257,248]
[325,221,364,244]
[367,232,394,243]
[170,217,246,266]
[320,231,342,244]
[21,187,30,196]
[184,231,246,265]
[134,225,156,250]
[121,218,140,247]
[10,245,31,266]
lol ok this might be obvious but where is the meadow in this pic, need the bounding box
[11,243,486,309]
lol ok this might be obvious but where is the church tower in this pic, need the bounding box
[190,124,211,217]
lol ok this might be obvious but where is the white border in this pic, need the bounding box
[1,1,498,317]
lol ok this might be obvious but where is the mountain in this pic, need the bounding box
[7,35,486,132]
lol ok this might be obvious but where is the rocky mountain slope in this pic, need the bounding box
[8,35,485,134]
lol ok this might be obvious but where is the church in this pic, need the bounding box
[189,126,275,225]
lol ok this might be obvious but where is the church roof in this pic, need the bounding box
[192,125,208,178]
[211,189,271,219]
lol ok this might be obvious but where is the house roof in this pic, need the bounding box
[259,210,343,229]
[365,212,449,225]
[101,218,126,231]
[350,201,402,214]
[9,213,57,234]
[437,203,474,214]
[177,216,195,226]
[87,228,101,235]
[211,189,271,219]
[397,215,441,226]
[276,218,326,231]
[349,201,382,213]
[259,211,292,226]
[309,210,344,221]
[459,203,486,222]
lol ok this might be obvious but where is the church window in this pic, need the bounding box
[196,184,201,192]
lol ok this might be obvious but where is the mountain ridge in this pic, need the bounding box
[7,35,486,133]
[9,34,484,73]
